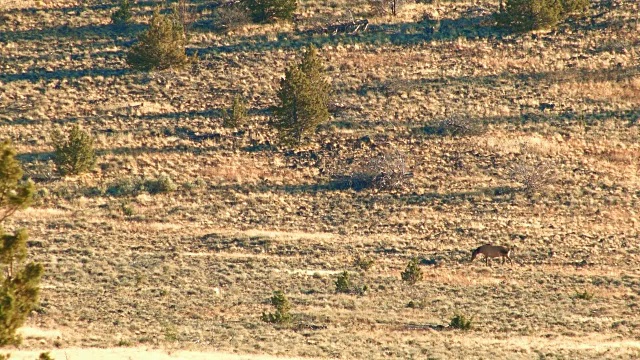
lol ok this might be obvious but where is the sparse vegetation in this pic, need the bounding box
[126,8,189,71]
[0,142,43,346]
[51,125,97,176]
[401,258,422,285]
[222,95,248,128]
[273,45,330,147]
[450,312,474,330]
[261,290,291,324]
[2,0,640,358]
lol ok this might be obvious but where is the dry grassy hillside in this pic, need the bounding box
[1,0,640,358]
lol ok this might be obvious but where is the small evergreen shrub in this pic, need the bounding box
[0,142,43,346]
[244,0,297,23]
[401,258,422,285]
[335,271,351,293]
[273,45,330,147]
[497,0,587,32]
[51,125,97,176]
[111,0,133,26]
[450,312,474,330]
[496,0,562,32]
[126,8,189,71]
[0,141,34,223]
[261,290,291,323]
[222,95,248,128]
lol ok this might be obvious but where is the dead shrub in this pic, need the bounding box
[509,160,553,194]
[424,116,484,137]
[331,150,413,191]
[212,2,252,31]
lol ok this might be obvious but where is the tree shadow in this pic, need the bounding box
[198,12,506,55]
[412,107,640,133]
[0,67,131,84]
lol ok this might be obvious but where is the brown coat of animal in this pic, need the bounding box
[471,244,513,266]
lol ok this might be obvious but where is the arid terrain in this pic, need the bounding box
[1,0,640,359]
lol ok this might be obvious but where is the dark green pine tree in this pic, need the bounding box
[0,141,43,346]
[273,46,330,147]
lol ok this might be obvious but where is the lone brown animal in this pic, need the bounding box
[471,244,513,266]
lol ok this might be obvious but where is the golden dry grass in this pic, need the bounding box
[1,0,640,358]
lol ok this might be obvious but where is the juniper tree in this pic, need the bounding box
[273,46,330,147]
[0,141,42,346]
[126,8,189,71]
[51,125,97,176]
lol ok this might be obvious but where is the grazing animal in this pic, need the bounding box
[471,244,513,266]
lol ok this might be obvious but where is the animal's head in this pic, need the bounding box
[470,248,480,262]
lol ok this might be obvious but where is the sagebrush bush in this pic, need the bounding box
[401,258,422,285]
[427,116,484,137]
[127,8,189,71]
[222,95,248,128]
[0,141,43,346]
[261,290,291,323]
[450,312,474,330]
[273,45,330,147]
[144,174,177,194]
[212,2,252,31]
[52,125,97,176]
[111,0,133,26]
[245,0,297,23]
[354,255,375,272]
[496,0,588,32]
